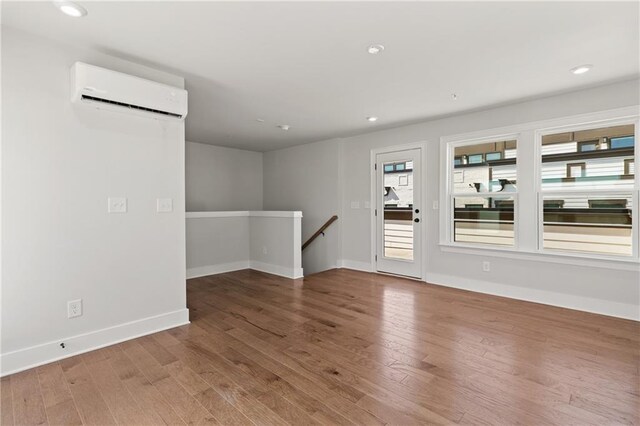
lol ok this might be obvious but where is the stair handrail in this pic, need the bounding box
[302,215,338,250]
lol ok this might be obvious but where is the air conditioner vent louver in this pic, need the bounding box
[80,95,183,118]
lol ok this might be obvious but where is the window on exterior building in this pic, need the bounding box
[611,136,635,150]
[625,159,635,176]
[540,124,635,257]
[449,139,518,247]
[578,141,598,152]
[485,152,502,161]
[468,154,484,164]
[566,162,586,178]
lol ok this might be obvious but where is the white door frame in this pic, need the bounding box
[370,141,428,281]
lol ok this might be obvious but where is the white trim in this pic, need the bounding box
[249,261,303,279]
[186,211,302,219]
[187,211,249,218]
[338,259,374,273]
[0,309,190,377]
[425,272,639,321]
[187,261,251,279]
[440,244,639,271]
[440,106,640,262]
[250,211,303,218]
[440,106,639,145]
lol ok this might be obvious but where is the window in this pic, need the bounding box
[625,159,635,176]
[578,141,598,152]
[448,138,518,247]
[566,162,586,178]
[485,151,502,161]
[468,154,484,164]
[443,109,639,265]
[612,136,635,150]
[540,124,635,257]
[383,162,413,173]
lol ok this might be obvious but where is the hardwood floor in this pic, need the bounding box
[2,268,639,425]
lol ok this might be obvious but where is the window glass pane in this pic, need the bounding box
[486,152,501,161]
[383,160,414,260]
[542,194,633,256]
[384,164,394,172]
[611,136,634,149]
[453,196,515,246]
[468,154,483,164]
[541,124,634,190]
[579,142,597,152]
[396,163,405,171]
[454,140,517,193]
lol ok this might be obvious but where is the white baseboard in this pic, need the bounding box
[188,261,302,279]
[425,272,640,321]
[0,308,189,377]
[337,259,374,273]
[250,261,304,279]
[187,261,250,279]
[336,260,638,320]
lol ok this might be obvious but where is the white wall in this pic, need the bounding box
[263,139,342,275]
[1,28,188,375]
[249,214,303,279]
[263,79,640,319]
[186,142,263,211]
[186,212,302,279]
[186,215,250,277]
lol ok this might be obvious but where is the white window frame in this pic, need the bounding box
[442,132,521,251]
[440,106,640,269]
[535,115,639,260]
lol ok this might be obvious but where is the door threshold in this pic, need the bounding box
[375,269,424,282]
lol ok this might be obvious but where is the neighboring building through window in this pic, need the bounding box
[451,139,518,247]
[540,124,634,256]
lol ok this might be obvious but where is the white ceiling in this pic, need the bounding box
[3,1,639,151]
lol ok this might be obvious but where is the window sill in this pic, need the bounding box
[439,243,640,271]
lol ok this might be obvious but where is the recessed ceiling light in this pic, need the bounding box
[53,1,88,17]
[256,118,265,123]
[277,124,291,131]
[367,44,385,55]
[366,116,378,122]
[571,64,593,75]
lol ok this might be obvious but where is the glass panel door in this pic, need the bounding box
[376,148,422,278]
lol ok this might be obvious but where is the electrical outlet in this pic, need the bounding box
[351,201,360,209]
[262,246,268,255]
[67,299,82,318]
[433,201,439,210]
[156,198,173,213]
[482,261,491,272]
[108,197,127,213]
[364,201,371,209]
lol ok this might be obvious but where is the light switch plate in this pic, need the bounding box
[351,201,360,209]
[432,201,439,210]
[364,201,371,209]
[108,197,127,213]
[157,198,173,213]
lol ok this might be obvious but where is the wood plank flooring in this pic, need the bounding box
[2,268,639,425]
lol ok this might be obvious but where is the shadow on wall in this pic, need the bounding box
[301,219,339,276]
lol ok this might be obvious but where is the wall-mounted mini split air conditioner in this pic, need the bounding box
[70,62,188,120]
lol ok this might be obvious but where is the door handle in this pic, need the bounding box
[414,218,420,223]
